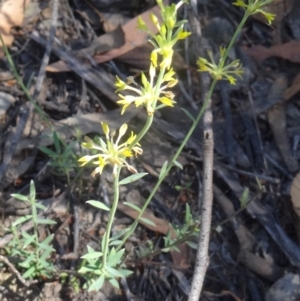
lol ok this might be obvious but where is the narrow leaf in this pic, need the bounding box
[139,217,156,227]
[39,146,57,157]
[12,215,32,226]
[173,160,183,170]
[81,252,103,260]
[109,277,120,289]
[36,218,57,225]
[240,187,249,208]
[29,180,36,200]
[86,200,110,211]
[159,161,168,180]
[119,172,148,185]
[123,202,141,213]
[11,193,28,202]
[186,240,198,250]
[22,266,36,279]
[181,108,195,122]
[88,275,105,292]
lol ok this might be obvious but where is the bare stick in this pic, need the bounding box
[0,255,37,287]
[188,7,214,301]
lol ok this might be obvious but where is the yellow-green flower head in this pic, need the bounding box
[115,67,177,115]
[137,0,191,70]
[233,0,275,24]
[197,47,244,85]
[78,123,142,176]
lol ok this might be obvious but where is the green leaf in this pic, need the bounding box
[36,218,57,225]
[41,234,54,246]
[181,108,195,122]
[86,200,110,211]
[29,180,36,200]
[123,202,141,213]
[12,215,32,226]
[53,131,61,153]
[185,203,191,223]
[11,193,28,202]
[78,266,96,274]
[22,266,36,279]
[171,245,181,253]
[139,217,156,227]
[109,277,120,289]
[240,187,249,207]
[109,240,123,246]
[39,146,57,157]
[173,160,183,170]
[117,269,133,277]
[106,266,123,278]
[186,241,198,250]
[88,275,105,292]
[107,248,125,266]
[110,228,129,241]
[159,161,168,180]
[119,172,148,185]
[19,254,34,268]
[81,252,103,260]
[34,203,47,211]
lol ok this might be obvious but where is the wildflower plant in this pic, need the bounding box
[78,0,276,292]
[39,131,78,185]
[6,180,56,280]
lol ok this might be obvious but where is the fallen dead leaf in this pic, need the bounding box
[267,76,299,173]
[118,189,189,268]
[118,43,188,71]
[245,41,300,64]
[46,2,168,72]
[290,172,300,218]
[0,0,31,54]
[252,0,293,26]
[283,72,300,101]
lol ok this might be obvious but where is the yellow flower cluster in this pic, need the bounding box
[78,123,142,176]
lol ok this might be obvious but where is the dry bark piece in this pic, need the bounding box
[216,164,300,268]
[283,72,300,101]
[46,2,165,72]
[118,189,189,268]
[0,0,31,55]
[290,172,300,217]
[265,273,300,301]
[267,76,299,173]
[77,25,125,56]
[245,40,300,64]
[0,91,15,120]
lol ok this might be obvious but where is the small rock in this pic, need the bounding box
[265,273,300,301]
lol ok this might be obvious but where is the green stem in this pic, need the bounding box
[117,10,252,252]
[117,79,218,251]
[0,35,50,127]
[102,167,121,270]
[219,12,249,68]
[129,66,166,149]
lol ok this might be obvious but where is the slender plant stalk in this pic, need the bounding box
[188,10,251,301]
[117,7,251,255]
[117,79,217,251]
[102,167,121,269]
[129,66,166,149]
[0,35,50,126]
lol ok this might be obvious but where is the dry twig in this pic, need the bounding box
[187,7,214,301]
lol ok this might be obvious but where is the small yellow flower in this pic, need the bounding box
[78,123,142,176]
[233,0,275,24]
[116,67,177,115]
[197,48,244,85]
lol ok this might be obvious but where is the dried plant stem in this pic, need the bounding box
[187,6,250,300]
